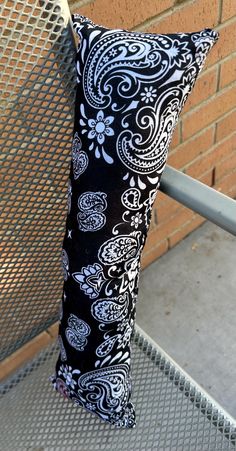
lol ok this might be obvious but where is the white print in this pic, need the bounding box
[77,191,107,232]
[65,314,91,351]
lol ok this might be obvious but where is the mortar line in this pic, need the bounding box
[218,0,223,25]
[170,105,236,155]
[181,80,236,118]
[132,0,194,32]
[133,2,236,33]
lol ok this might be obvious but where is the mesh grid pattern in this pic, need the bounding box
[1,330,236,450]
[1,1,236,449]
[0,0,76,359]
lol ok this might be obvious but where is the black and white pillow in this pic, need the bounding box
[49,14,219,428]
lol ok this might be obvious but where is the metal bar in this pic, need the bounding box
[160,165,236,236]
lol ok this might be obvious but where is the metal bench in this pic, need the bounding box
[1,1,236,449]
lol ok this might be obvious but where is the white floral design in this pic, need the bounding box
[117,320,133,349]
[80,105,114,163]
[119,255,141,295]
[72,263,107,299]
[88,110,114,144]
[102,56,109,64]
[86,402,96,411]
[166,39,189,68]
[130,212,142,229]
[58,364,81,389]
[140,86,157,103]
[109,48,117,57]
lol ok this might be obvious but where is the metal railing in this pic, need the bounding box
[160,165,236,236]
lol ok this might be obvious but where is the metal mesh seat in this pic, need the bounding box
[0,0,76,360]
[1,327,236,451]
[1,1,236,449]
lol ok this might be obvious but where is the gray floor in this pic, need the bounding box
[137,221,236,420]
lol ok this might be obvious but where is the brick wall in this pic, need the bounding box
[69,0,236,269]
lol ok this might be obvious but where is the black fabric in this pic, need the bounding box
[49,14,218,428]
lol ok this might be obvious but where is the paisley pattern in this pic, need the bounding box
[117,89,182,174]
[91,293,128,323]
[121,188,143,210]
[98,233,140,265]
[58,335,67,362]
[65,314,91,351]
[61,249,69,281]
[49,13,219,429]
[77,364,133,426]
[72,132,89,179]
[77,191,107,232]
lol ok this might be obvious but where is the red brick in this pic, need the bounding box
[145,206,194,246]
[168,214,205,248]
[154,189,167,205]
[168,126,215,169]
[215,152,236,182]
[216,110,236,142]
[170,123,181,149]
[221,1,236,22]
[200,170,215,187]
[205,21,236,68]
[143,169,213,242]
[219,55,236,88]
[182,67,218,114]
[182,84,236,140]
[76,0,174,30]
[214,134,236,163]
[153,190,179,216]
[141,238,168,269]
[186,134,236,178]
[215,169,236,195]
[148,210,157,232]
[149,0,219,34]
[155,195,182,223]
